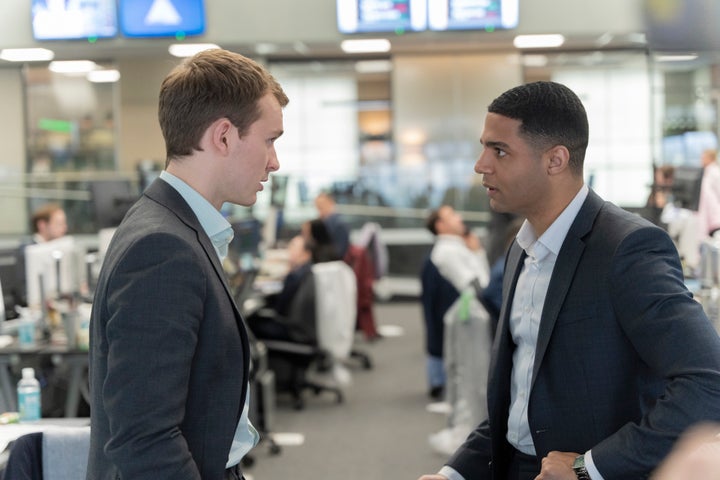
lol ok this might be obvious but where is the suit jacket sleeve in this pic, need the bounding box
[591,224,720,477]
[446,419,493,479]
[101,233,207,479]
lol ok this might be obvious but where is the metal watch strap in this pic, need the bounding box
[573,454,591,480]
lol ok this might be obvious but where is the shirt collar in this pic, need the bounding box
[159,171,233,260]
[516,184,589,261]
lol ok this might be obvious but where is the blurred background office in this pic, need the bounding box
[2,0,720,478]
[1,0,720,265]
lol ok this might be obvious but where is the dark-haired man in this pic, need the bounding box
[419,81,720,480]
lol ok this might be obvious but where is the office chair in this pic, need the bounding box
[1,426,90,480]
[262,260,357,410]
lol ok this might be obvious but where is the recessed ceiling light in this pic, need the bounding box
[654,53,699,62]
[87,69,121,83]
[49,60,98,74]
[168,43,220,58]
[513,34,565,49]
[340,39,391,54]
[0,48,55,62]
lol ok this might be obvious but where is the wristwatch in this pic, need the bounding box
[572,454,591,480]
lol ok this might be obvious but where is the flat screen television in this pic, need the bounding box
[428,0,519,31]
[31,0,118,41]
[337,0,428,34]
[119,0,206,38]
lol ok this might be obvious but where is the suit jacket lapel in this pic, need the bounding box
[143,179,246,325]
[488,240,526,415]
[531,190,604,384]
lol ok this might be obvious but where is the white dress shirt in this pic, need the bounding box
[431,234,489,292]
[159,171,259,468]
[440,184,603,480]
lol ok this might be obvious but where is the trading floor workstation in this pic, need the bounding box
[2,0,720,477]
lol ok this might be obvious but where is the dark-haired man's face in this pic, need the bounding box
[475,113,550,219]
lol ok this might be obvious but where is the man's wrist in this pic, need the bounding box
[572,454,591,480]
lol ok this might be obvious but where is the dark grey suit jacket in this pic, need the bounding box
[87,179,251,479]
[447,189,720,479]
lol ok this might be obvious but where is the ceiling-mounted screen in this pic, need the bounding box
[428,0,518,31]
[337,0,428,34]
[119,0,206,38]
[31,0,118,40]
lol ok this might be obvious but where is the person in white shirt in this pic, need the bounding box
[30,203,67,243]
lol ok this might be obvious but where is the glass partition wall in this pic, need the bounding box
[17,62,129,235]
[8,48,716,241]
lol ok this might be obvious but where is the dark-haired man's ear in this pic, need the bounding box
[546,145,570,176]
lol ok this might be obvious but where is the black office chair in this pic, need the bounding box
[1,426,90,480]
[261,261,356,410]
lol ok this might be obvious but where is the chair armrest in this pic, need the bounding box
[261,339,317,356]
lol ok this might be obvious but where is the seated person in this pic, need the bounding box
[247,235,316,344]
[30,203,68,244]
[301,218,342,263]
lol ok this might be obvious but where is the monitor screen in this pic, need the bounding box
[119,0,206,38]
[337,0,428,34]
[428,0,518,31]
[0,248,24,320]
[31,0,118,41]
[672,166,704,211]
[89,179,138,229]
[24,236,79,308]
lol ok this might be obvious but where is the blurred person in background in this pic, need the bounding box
[30,203,68,243]
[314,192,350,259]
[697,148,720,239]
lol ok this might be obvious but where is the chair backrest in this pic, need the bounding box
[42,426,91,480]
[354,222,388,279]
[2,426,90,480]
[311,261,357,361]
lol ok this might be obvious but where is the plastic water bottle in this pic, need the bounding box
[17,367,41,422]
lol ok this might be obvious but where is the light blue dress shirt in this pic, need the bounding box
[440,184,603,480]
[159,171,259,469]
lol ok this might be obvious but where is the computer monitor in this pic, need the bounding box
[0,248,24,320]
[89,179,138,229]
[672,166,704,211]
[24,236,79,308]
[229,219,262,259]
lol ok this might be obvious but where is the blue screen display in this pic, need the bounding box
[119,0,205,38]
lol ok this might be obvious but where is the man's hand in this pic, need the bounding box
[537,451,579,480]
[417,475,449,480]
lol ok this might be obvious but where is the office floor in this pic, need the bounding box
[245,300,450,480]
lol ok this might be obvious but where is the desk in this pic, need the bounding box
[0,344,88,418]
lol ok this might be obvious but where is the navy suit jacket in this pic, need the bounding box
[87,179,251,479]
[447,189,720,479]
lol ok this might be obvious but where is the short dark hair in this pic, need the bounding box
[159,48,289,165]
[425,209,441,235]
[488,81,589,175]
